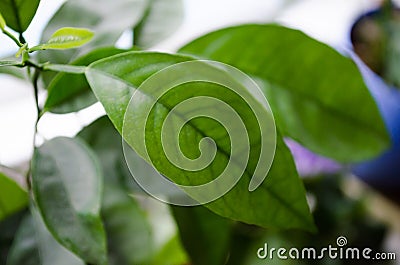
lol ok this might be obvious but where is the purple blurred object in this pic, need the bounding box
[285,138,342,177]
[352,55,400,189]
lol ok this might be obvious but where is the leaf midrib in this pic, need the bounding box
[89,67,312,225]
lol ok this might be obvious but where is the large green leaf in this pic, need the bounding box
[179,24,389,162]
[0,0,40,33]
[0,172,28,221]
[45,47,132,114]
[31,137,107,265]
[7,210,84,265]
[39,0,148,66]
[134,0,183,48]
[171,206,231,265]
[85,51,314,231]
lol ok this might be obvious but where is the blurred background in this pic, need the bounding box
[1,0,400,264]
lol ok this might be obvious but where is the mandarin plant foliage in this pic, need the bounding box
[0,1,394,265]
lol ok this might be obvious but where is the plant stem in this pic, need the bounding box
[2,29,23,47]
[32,68,42,135]
[25,67,41,191]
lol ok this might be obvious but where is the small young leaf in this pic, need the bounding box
[0,12,6,30]
[0,0,40,33]
[31,137,107,265]
[0,172,28,222]
[30,27,94,52]
[38,0,148,68]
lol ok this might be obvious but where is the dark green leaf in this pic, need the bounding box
[44,47,134,114]
[30,27,94,52]
[171,206,231,265]
[7,209,84,265]
[0,210,26,265]
[0,0,40,33]
[78,117,155,264]
[134,0,183,48]
[180,24,389,162]
[6,215,40,265]
[85,51,314,231]
[102,185,153,265]
[150,235,188,265]
[0,172,28,221]
[77,116,136,190]
[31,137,107,265]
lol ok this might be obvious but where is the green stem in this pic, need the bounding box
[32,68,42,131]
[25,67,41,192]
[2,29,23,47]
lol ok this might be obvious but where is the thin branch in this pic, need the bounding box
[2,29,23,47]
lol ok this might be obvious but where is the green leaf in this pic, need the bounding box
[0,210,26,265]
[30,27,94,52]
[6,215,41,265]
[7,210,84,265]
[171,206,231,265]
[31,137,107,265]
[0,0,40,33]
[0,56,27,79]
[102,185,154,265]
[78,117,155,264]
[43,64,86,74]
[39,0,148,66]
[85,51,315,231]
[0,12,6,30]
[44,47,135,114]
[0,172,28,222]
[179,24,389,162]
[150,235,189,265]
[134,0,183,48]
[77,116,136,190]
[0,60,21,67]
